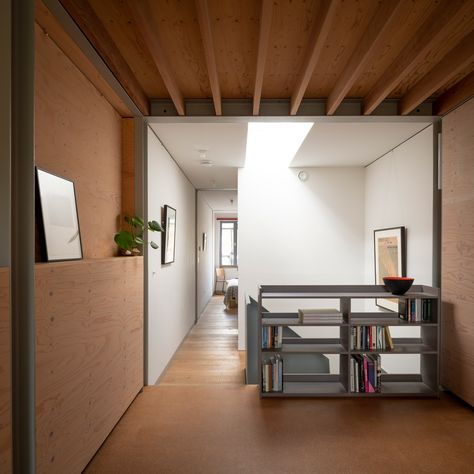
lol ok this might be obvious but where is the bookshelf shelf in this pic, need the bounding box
[263,342,348,354]
[258,284,440,398]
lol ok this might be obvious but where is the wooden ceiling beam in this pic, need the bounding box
[253,0,274,116]
[326,0,406,116]
[400,31,474,115]
[363,0,473,115]
[195,0,221,116]
[131,1,185,116]
[434,71,474,116]
[290,0,339,116]
[59,0,150,115]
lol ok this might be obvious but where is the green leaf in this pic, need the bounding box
[114,231,134,251]
[150,241,159,250]
[131,216,145,228]
[134,236,144,245]
[148,220,163,232]
[124,215,133,225]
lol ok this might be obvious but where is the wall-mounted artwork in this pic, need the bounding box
[162,205,176,264]
[36,168,83,262]
[374,226,406,312]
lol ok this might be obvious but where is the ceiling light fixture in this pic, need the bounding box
[200,159,213,167]
[245,122,314,168]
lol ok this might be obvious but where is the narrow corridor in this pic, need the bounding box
[158,296,245,386]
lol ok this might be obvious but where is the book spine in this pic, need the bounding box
[350,358,355,392]
[376,355,382,392]
[279,355,283,391]
[363,356,369,393]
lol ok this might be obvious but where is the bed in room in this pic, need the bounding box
[224,278,238,309]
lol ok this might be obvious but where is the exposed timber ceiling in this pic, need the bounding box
[39,0,474,117]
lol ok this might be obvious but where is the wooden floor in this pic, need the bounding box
[85,297,474,474]
[158,296,245,386]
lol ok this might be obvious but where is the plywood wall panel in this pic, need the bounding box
[441,97,474,407]
[35,257,143,474]
[0,268,11,474]
[35,1,132,117]
[121,118,135,217]
[35,24,122,259]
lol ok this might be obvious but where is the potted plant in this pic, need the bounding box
[114,215,163,256]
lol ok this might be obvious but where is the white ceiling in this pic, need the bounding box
[150,120,432,189]
[150,122,247,189]
[200,190,238,212]
[291,122,431,167]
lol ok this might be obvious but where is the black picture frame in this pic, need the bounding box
[374,226,406,312]
[35,167,83,262]
[162,205,177,264]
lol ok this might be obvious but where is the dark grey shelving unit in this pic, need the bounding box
[258,284,440,398]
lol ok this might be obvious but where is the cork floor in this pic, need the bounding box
[85,297,474,474]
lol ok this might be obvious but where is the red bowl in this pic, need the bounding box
[383,277,414,295]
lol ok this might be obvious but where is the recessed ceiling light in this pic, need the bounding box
[245,122,313,168]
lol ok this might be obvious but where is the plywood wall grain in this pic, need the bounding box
[441,98,474,407]
[35,257,143,474]
[0,268,11,474]
[34,24,122,259]
[121,118,135,217]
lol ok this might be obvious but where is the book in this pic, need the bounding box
[350,354,382,393]
[351,325,394,351]
[262,326,283,349]
[298,308,343,324]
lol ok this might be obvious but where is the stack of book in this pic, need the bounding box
[298,308,343,324]
[350,354,381,393]
[262,326,283,349]
[399,299,433,322]
[262,355,283,392]
[351,326,394,351]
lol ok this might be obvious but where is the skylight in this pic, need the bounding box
[245,122,314,168]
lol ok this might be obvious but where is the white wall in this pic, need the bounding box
[197,192,214,315]
[238,166,366,350]
[147,128,196,384]
[364,125,433,373]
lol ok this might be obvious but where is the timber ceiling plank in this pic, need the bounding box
[347,0,437,99]
[253,0,274,115]
[434,71,474,115]
[363,0,474,115]
[326,0,407,115]
[290,0,340,115]
[208,0,259,99]
[131,1,185,115]
[195,0,222,115]
[87,0,168,99]
[59,0,150,115]
[262,0,320,99]
[305,0,379,99]
[400,30,474,115]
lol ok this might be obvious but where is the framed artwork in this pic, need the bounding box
[202,232,207,251]
[162,205,177,264]
[374,226,406,312]
[36,167,83,262]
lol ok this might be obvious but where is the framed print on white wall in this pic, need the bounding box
[162,205,176,264]
[36,167,83,262]
[374,226,406,312]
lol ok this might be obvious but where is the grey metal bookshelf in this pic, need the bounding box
[258,284,440,398]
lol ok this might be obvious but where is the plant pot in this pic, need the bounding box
[120,248,141,257]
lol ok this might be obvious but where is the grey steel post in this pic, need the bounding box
[11,0,36,471]
[432,120,442,288]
